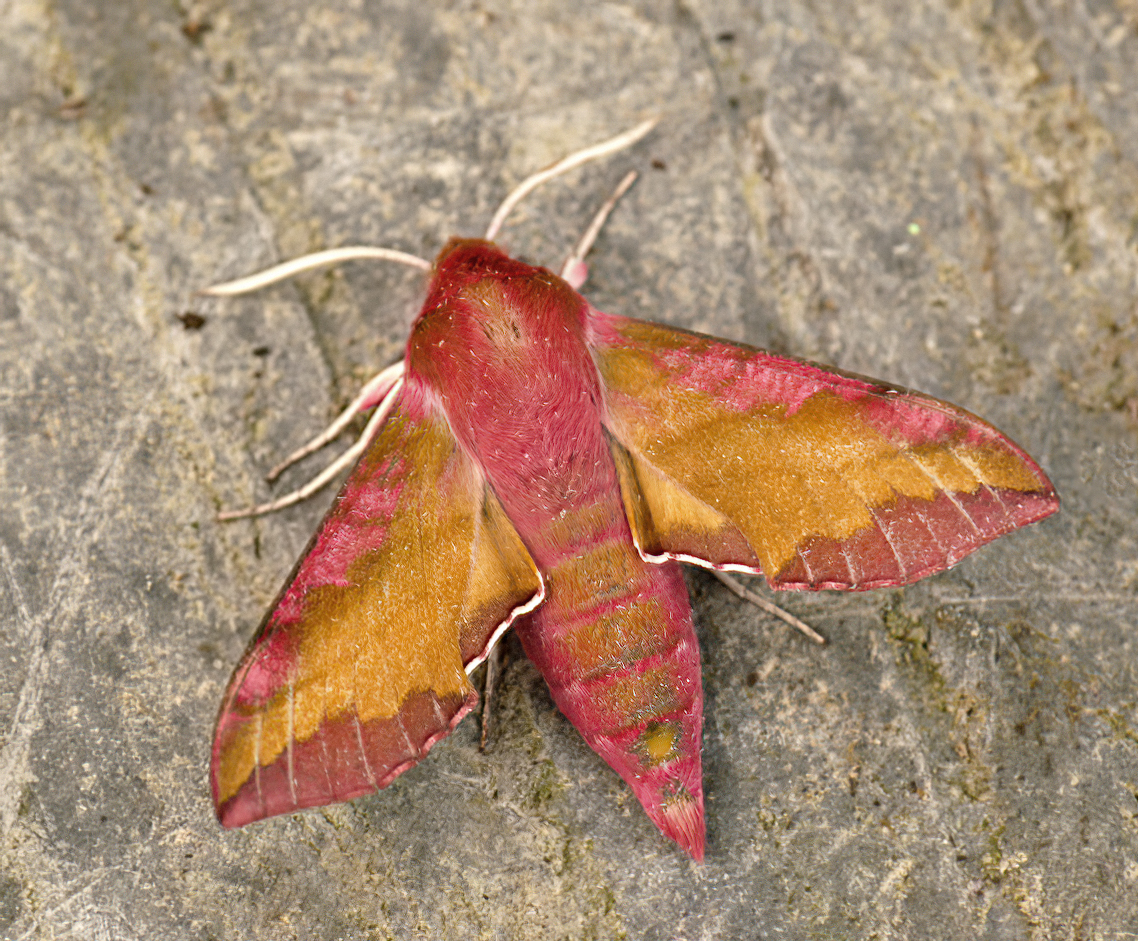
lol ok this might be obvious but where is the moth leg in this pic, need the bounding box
[479,642,503,752]
[217,376,404,521]
[560,170,639,289]
[710,570,826,645]
[265,361,405,482]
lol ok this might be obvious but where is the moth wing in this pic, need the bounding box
[588,310,1059,590]
[211,381,543,827]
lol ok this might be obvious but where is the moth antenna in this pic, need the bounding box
[710,570,826,645]
[218,377,404,521]
[199,246,430,297]
[560,169,639,287]
[484,118,657,242]
[265,361,405,482]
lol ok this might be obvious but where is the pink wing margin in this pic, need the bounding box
[587,309,1059,590]
[212,379,543,827]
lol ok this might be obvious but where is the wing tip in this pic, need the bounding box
[762,483,1061,592]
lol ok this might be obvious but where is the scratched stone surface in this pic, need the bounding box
[1,1,1135,938]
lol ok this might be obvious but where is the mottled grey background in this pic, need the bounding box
[1,1,1136,938]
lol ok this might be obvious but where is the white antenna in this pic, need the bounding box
[483,118,657,241]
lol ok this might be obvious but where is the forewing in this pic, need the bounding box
[588,310,1059,590]
[212,381,543,827]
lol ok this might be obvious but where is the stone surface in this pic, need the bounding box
[1,1,1135,938]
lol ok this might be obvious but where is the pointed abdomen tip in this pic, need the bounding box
[659,794,706,861]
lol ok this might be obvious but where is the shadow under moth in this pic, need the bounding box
[207,121,1058,860]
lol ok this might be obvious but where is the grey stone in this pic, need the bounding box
[0,0,1134,938]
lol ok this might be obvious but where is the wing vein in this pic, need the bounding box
[836,540,859,588]
[794,546,816,585]
[395,711,415,756]
[353,712,379,791]
[949,449,1013,528]
[868,506,908,578]
[253,712,265,817]
[904,449,982,534]
[286,679,297,807]
[319,676,335,799]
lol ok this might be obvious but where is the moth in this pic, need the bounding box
[207,122,1058,860]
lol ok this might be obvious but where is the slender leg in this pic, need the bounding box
[479,643,503,752]
[217,378,403,520]
[710,570,826,645]
[265,362,405,482]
